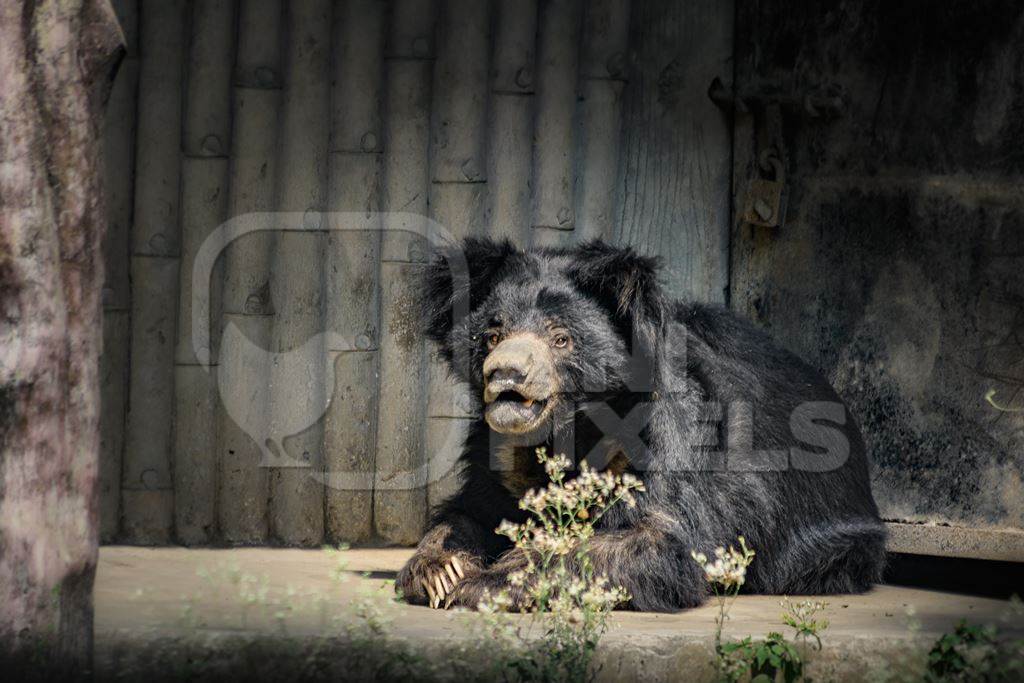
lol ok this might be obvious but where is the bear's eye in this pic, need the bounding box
[486,332,501,349]
[552,333,570,349]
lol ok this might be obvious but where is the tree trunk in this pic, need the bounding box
[0,0,123,675]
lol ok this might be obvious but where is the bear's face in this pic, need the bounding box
[471,269,627,435]
[425,239,668,438]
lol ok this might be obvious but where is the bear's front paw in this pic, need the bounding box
[396,551,481,609]
[442,571,531,611]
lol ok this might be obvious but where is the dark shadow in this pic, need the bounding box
[344,569,397,581]
[884,552,1024,600]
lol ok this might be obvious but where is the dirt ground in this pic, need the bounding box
[94,546,1023,681]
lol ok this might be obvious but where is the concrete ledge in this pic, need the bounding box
[95,546,1023,681]
[885,522,1024,562]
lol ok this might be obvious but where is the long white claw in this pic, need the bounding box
[434,574,446,600]
[445,563,459,586]
[451,556,465,578]
[421,578,436,607]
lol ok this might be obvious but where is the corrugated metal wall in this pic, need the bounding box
[99,0,735,546]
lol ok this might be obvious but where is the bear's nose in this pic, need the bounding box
[486,367,528,388]
[483,335,539,380]
[482,333,554,404]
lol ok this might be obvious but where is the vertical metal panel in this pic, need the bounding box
[331,0,386,154]
[424,0,494,510]
[324,349,377,543]
[388,0,436,59]
[175,165,230,367]
[99,0,139,543]
[373,0,437,545]
[234,0,284,88]
[217,312,273,542]
[182,1,235,158]
[216,0,283,544]
[430,0,492,183]
[379,2,434,288]
[531,0,583,247]
[490,0,537,94]
[131,0,186,258]
[101,55,136,312]
[98,310,129,542]
[375,261,429,545]
[573,0,630,242]
[174,156,229,545]
[573,79,625,242]
[267,0,332,547]
[426,415,470,511]
[323,0,387,544]
[172,364,218,544]
[325,155,383,346]
[123,255,178,542]
[122,0,186,543]
[486,0,537,244]
[612,0,733,303]
[178,0,234,364]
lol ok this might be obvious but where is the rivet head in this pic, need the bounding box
[201,134,224,155]
[460,158,481,181]
[244,293,263,314]
[515,66,533,89]
[557,207,572,225]
[355,333,372,350]
[303,208,323,231]
[360,131,378,152]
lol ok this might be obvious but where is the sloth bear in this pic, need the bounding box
[396,239,886,612]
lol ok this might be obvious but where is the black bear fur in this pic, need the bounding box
[396,238,886,612]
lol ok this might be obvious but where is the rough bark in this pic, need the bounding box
[0,0,123,673]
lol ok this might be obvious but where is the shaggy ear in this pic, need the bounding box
[423,237,518,348]
[567,240,670,389]
[566,240,666,326]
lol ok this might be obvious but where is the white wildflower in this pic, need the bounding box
[691,536,755,590]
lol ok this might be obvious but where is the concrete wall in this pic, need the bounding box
[730,0,1024,556]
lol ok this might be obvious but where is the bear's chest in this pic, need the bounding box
[492,443,632,498]
[492,444,547,498]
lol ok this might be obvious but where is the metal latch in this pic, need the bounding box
[742,150,787,228]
